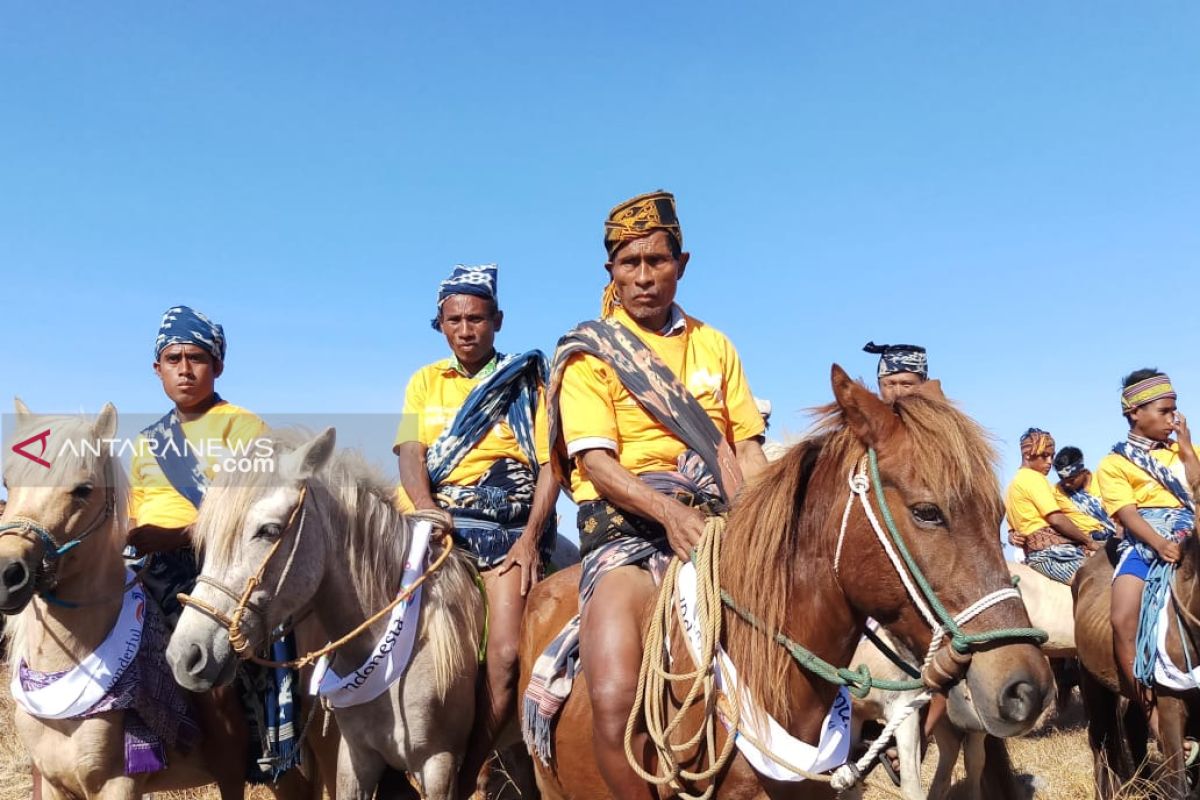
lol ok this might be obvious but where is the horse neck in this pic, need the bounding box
[310,482,410,673]
[19,518,127,671]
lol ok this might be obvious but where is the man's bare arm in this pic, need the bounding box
[397,441,438,511]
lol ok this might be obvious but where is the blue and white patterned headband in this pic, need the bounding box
[863,341,928,379]
[1055,458,1086,480]
[431,264,499,330]
[155,305,226,363]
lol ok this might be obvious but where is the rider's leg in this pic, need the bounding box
[456,565,526,799]
[581,565,657,800]
[1111,574,1154,734]
[194,683,250,795]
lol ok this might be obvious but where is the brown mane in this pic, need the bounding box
[721,391,1000,724]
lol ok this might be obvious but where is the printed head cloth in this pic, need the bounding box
[1053,447,1087,480]
[862,341,928,380]
[1121,373,1176,413]
[431,264,499,331]
[601,190,683,317]
[155,306,226,363]
[1019,427,1055,458]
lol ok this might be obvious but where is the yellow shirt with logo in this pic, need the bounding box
[1051,473,1106,534]
[1005,466,1061,535]
[393,357,551,492]
[559,306,765,502]
[1096,442,1200,515]
[129,401,268,529]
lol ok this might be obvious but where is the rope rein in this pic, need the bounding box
[178,487,456,670]
[626,447,1048,794]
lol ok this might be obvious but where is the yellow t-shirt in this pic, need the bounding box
[1005,466,1061,535]
[1051,473,1106,534]
[1096,442,1200,516]
[129,401,267,529]
[393,357,551,489]
[559,306,765,502]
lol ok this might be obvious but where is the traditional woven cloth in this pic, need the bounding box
[1065,487,1117,538]
[155,305,226,362]
[17,590,199,774]
[1025,542,1086,584]
[1122,374,1176,412]
[862,341,928,379]
[440,458,554,569]
[140,398,223,509]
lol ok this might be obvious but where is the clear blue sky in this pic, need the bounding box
[3,3,1199,533]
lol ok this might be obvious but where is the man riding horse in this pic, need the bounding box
[863,341,929,403]
[1005,428,1099,584]
[394,264,559,798]
[1051,446,1118,544]
[1098,370,1200,738]
[128,305,296,784]
[522,190,767,797]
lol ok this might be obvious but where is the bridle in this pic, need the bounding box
[178,484,455,670]
[0,460,117,604]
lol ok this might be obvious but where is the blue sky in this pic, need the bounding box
[3,3,1199,533]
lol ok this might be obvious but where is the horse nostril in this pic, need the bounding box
[184,643,209,678]
[999,679,1040,724]
[2,561,30,592]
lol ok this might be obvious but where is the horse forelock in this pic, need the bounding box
[721,392,1000,726]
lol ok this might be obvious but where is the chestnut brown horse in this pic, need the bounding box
[518,365,1055,799]
[1075,528,1200,799]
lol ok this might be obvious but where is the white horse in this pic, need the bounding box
[166,427,485,799]
[0,401,330,799]
[851,562,1073,800]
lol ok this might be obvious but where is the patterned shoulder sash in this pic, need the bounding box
[1111,441,1195,513]
[425,351,548,488]
[547,319,742,502]
[140,396,223,509]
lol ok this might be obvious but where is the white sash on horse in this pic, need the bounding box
[676,562,851,782]
[10,572,145,720]
[1154,603,1200,691]
[308,521,431,708]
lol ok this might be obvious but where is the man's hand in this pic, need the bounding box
[497,532,541,596]
[1085,538,1104,554]
[127,524,191,554]
[1175,412,1193,450]
[661,501,705,562]
[1153,535,1182,565]
[1007,529,1028,549]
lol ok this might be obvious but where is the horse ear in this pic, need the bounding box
[93,403,118,440]
[916,378,946,402]
[14,397,31,418]
[831,364,897,448]
[282,427,337,481]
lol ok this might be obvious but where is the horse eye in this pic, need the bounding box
[910,503,946,527]
[255,523,283,540]
[70,483,94,500]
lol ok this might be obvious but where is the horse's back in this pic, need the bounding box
[1007,562,1076,658]
[1072,552,1120,691]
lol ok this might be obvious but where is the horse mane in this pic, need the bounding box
[194,429,482,698]
[4,414,131,667]
[722,391,1000,725]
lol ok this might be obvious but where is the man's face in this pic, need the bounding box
[1024,451,1054,475]
[878,372,925,403]
[1061,471,1090,493]
[606,230,689,327]
[154,344,222,410]
[439,294,501,368]
[1129,396,1179,442]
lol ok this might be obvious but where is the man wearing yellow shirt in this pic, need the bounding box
[1051,446,1116,542]
[1005,428,1098,584]
[394,264,559,798]
[521,191,767,796]
[1098,369,1200,726]
[862,341,929,403]
[128,305,269,786]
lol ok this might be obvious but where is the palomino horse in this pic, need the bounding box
[853,561,1074,800]
[519,366,1055,799]
[1075,530,1200,799]
[0,401,331,799]
[166,427,485,799]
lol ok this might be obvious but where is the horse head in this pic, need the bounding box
[0,399,122,613]
[166,427,336,691]
[828,364,1053,736]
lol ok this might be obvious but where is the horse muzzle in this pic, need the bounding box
[952,642,1053,737]
[166,610,239,691]
[0,554,38,614]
